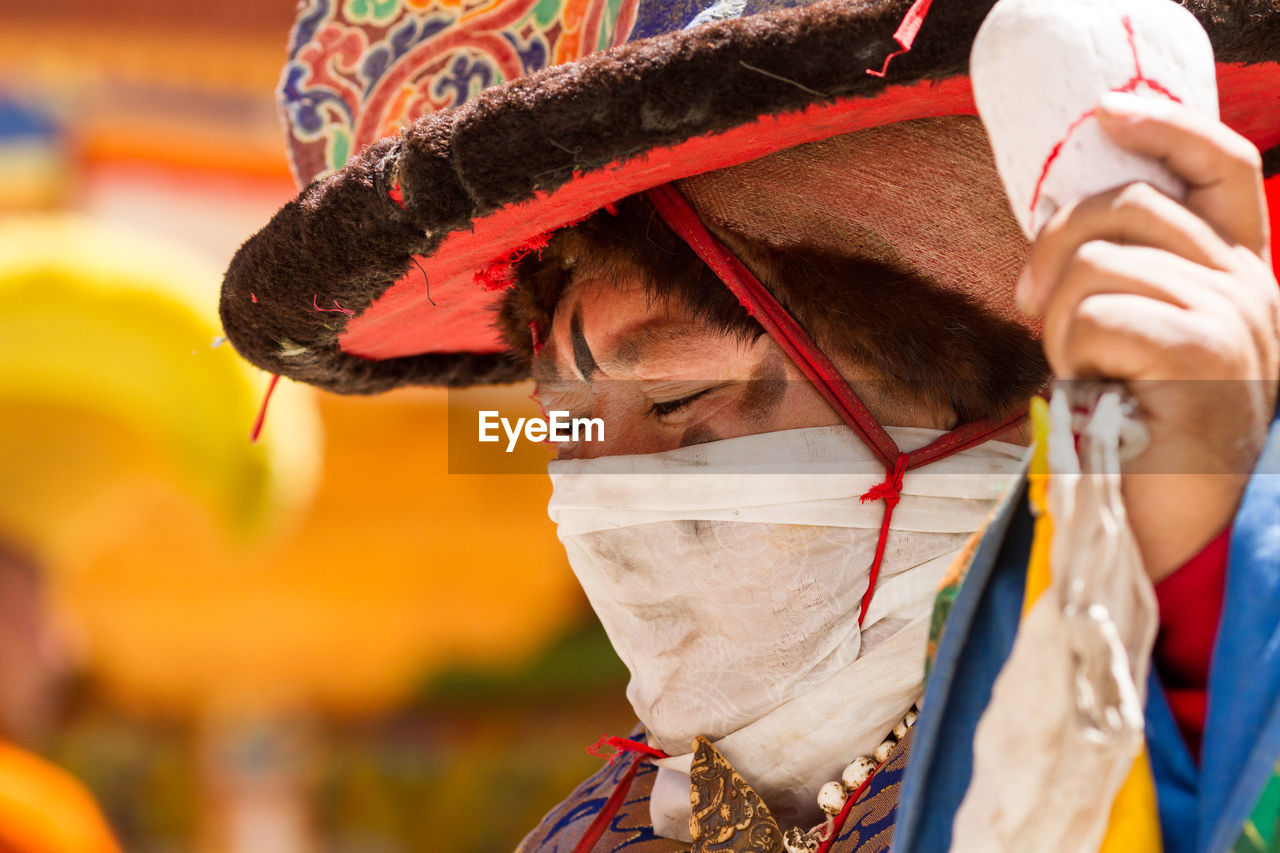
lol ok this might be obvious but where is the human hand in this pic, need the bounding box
[1016,91,1280,581]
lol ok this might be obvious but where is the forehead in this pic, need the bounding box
[532,276,749,383]
[678,116,1029,328]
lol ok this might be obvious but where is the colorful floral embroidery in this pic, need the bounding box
[344,0,403,23]
[281,0,639,184]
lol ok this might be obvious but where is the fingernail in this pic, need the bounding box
[1015,267,1035,313]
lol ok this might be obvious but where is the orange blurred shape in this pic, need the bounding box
[0,741,121,853]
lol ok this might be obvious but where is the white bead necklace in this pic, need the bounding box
[780,703,920,853]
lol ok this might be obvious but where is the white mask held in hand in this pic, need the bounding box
[971,0,1218,237]
[548,425,1024,834]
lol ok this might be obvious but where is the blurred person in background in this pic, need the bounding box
[0,542,73,750]
[0,539,121,853]
[0,209,322,852]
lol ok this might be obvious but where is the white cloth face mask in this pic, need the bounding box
[547,424,1026,834]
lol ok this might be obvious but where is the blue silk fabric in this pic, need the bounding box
[894,417,1280,853]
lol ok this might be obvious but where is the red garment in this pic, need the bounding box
[1152,527,1231,762]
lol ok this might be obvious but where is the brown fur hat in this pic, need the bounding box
[219,0,1280,395]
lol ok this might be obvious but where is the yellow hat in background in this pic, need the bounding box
[0,214,580,719]
[0,213,321,563]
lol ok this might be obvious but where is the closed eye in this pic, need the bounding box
[646,387,718,420]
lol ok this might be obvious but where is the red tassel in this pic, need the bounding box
[585,734,667,763]
[866,0,935,77]
[857,453,908,625]
[250,374,281,444]
[572,735,668,853]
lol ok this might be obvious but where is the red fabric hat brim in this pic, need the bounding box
[220,0,1280,394]
[340,63,1280,362]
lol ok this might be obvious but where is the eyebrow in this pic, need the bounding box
[611,325,686,369]
[570,308,600,381]
[607,318,729,371]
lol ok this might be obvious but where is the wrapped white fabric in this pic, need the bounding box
[950,388,1157,852]
[548,425,1026,835]
[958,0,1214,845]
[971,0,1218,237]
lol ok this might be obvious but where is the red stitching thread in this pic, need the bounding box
[250,374,281,443]
[1027,15,1185,232]
[866,0,935,78]
[585,734,667,763]
[313,294,356,316]
[572,735,668,853]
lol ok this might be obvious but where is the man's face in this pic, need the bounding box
[531,277,956,458]
[0,550,73,746]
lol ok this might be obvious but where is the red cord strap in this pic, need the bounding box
[645,183,1027,627]
[573,736,669,853]
[646,184,901,468]
[815,746,889,853]
[573,185,1024,852]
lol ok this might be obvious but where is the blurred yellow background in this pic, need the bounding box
[0,1,633,849]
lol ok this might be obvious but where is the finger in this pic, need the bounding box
[1019,180,1230,314]
[1045,292,1209,381]
[1040,243,1192,359]
[1042,246,1280,384]
[1096,92,1269,258]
